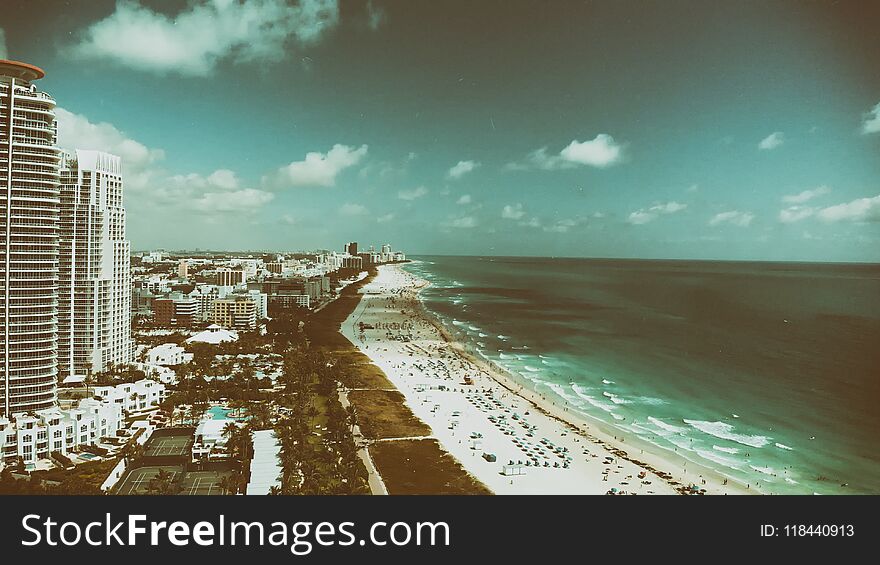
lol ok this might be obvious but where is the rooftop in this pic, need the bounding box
[0,59,46,81]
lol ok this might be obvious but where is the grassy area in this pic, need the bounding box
[370,439,491,495]
[302,268,489,494]
[305,270,393,390]
[348,389,431,439]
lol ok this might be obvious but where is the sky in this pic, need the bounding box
[2,0,879,261]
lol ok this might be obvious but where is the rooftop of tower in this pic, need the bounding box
[0,59,46,81]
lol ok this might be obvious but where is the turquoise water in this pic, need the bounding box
[208,406,234,420]
[403,256,880,494]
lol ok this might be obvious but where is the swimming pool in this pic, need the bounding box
[207,406,247,421]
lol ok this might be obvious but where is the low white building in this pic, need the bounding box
[192,418,234,461]
[0,398,124,465]
[146,343,193,366]
[186,324,239,344]
[246,429,282,495]
[93,378,167,414]
[132,362,178,385]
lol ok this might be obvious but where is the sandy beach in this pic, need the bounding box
[341,264,755,495]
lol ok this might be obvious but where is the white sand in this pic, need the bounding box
[341,264,753,495]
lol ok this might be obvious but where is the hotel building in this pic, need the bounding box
[0,60,61,416]
[58,150,133,381]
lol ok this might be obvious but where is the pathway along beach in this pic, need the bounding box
[341,264,754,495]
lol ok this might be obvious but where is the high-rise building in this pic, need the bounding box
[345,241,358,256]
[0,60,61,416]
[58,150,133,380]
[178,259,188,279]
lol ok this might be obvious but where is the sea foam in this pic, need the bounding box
[684,419,771,448]
[647,416,688,435]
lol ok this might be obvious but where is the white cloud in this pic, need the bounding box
[53,107,276,222]
[817,194,880,223]
[456,194,472,205]
[267,144,368,188]
[0,27,7,59]
[502,203,526,220]
[190,188,274,213]
[508,134,625,171]
[155,170,274,216]
[862,102,880,134]
[377,213,394,223]
[54,107,165,190]
[339,203,369,216]
[758,132,785,150]
[447,160,480,179]
[627,201,687,225]
[543,218,579,233]
[70,0,340,76]
[169,169,240,191]
[709,210,755,227]
[782,185,830,204]
[398,186,429,200]
[779,206,816,223]
[450,216,477,229]
[559,134,624,168]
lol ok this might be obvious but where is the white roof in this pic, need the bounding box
[246,430,282,495]
[149,342,184,353]
[186,326,239,344]
[62,374,87,384]
[196,418,233,442]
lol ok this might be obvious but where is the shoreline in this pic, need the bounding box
[342,263,754,495]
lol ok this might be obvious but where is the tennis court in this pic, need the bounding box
[178,470,231,495]
[143,434,192,457]
[115,465,183,495]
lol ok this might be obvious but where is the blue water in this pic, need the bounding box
[208,406,234,420]
[403,256,880,494]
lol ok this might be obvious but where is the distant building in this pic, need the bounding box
[178,259,189,279]
[341,255,363,269]
[173,297,198,326]
[216,267,244,286]
[186,324,239,345]
[345,242,358,256]
[146,343,193,366]
[153,298,175,325]
[93,378,166,414]
[210,296,257,329]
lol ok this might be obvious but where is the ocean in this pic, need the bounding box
[402,256,880,494]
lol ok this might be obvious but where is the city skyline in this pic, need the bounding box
[2,0,879,261]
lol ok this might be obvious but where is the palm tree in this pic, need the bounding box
[217,475,235,495]
[222,422,239,456]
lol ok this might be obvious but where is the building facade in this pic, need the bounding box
[58,150,133,381]
[210,296,257,329]
[0,60,61,416]
[215,267,244,287]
